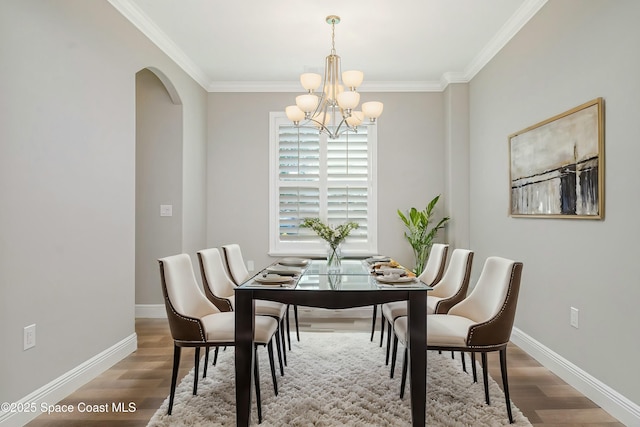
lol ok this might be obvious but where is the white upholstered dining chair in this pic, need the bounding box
[222,243,300,350]
[375,243,449,355]
[393,256,524,423]
[158,253,280,422]
[387,248,474,372]
[197,247,287,372]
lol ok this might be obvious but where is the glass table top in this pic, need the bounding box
[303,259,371,275]
[242,259,430,291]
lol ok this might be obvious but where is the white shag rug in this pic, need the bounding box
[148,332,532,426]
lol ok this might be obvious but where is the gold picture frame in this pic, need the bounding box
[509,98,604,219]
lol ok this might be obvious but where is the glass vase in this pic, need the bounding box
[327,244,342,273]
[327,273,342,290]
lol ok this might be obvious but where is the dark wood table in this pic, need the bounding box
[235,259,429,426]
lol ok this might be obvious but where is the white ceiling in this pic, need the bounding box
[109,0,547,92]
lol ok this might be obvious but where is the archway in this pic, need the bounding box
[135,67,183,311]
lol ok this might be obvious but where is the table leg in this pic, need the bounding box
[235,290,255,427]
[408,292,426,426]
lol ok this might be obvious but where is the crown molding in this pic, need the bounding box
[360,81,444,93]
[110,0,547,94]
[207,81,302,93]
[107,0,210,89]
[440,72,468,89]
[463,0,548,80]
[207,80,444,93]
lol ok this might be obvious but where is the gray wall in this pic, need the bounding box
[135,69,184,304]
[206,92,452,271]
[469,0,640,406]
[0,0,207,403]
[444,83,470,250]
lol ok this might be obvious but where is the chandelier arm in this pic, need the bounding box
[332,117,349,138]
[308,94,329,119]
[295,117,359,139]
[300,115,331,135]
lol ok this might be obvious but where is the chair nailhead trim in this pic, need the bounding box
[165,295,206,342]
[467,263,518,346]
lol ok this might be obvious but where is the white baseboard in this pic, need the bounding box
[511,327,640,426]
[0,333,137,427]
[135,304,375,319]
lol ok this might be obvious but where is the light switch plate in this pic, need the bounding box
[570,307,579,328]
[24,324,36,350]
[160,205,173,217]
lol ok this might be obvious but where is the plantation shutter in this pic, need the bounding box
[327,129,369,239]
[278,126,320,180]
[270,112,377,255]
[278,186,320,241]
[277,125,321,241]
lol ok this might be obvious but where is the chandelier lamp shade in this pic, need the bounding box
[285,15,383,139]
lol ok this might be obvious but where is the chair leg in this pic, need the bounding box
[213,347,219,366]
[274,326,284,376]
[500,348,514,423]
[267,341,278,396]
[471,352,478,382]
[390,334,399,378]
[385,319,393,365]
[280,318,288,367]
[399,347,408,399]
[481,352,490,405]
[370,304,377,341]
[203,347,209,378]
[451,351,455,359]
[379,313,385,347]
[286,305,292,350]
[193,347,200,396]
[254,346,262,424]
[294,305,300,341]
[168,344,181,415]
[460,351,467,373]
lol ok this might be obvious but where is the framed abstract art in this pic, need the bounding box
[509,98,604,219]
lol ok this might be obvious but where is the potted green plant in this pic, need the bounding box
[397,195,450,275]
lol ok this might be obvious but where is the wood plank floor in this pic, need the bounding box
[26,316,624,426]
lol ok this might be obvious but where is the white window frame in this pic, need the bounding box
[269,112,378,257]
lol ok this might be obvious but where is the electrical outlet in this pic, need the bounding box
[24,324,36,350]
[570,307,579,328]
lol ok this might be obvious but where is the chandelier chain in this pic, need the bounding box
[330,19,336,55]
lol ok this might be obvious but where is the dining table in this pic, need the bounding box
[234,257,431,426]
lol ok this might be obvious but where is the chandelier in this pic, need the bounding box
[285,15,384,139]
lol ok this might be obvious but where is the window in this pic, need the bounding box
[269,112,377,256]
